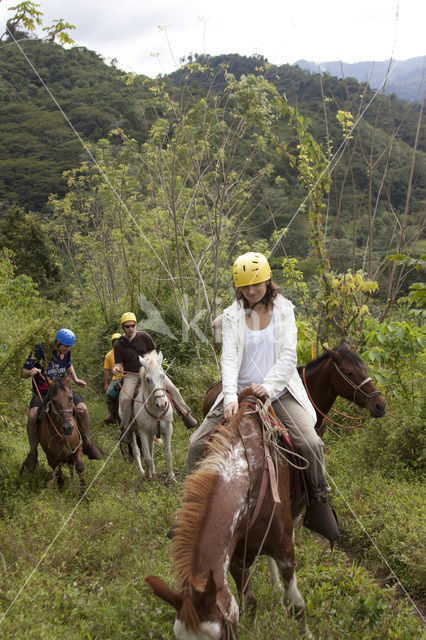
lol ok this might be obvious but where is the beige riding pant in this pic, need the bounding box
[187,393,330,498]
[119,373,191,430]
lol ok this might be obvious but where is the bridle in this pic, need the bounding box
[216,600,237,640]
[32,377,81,452]
[141,387,172,438]
[332,361,382,403]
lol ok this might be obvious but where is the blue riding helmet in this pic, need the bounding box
[55,328,76,346]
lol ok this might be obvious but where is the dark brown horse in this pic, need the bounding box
[203,341,386,436]
[38,376,85,494]
[146,391,313,640]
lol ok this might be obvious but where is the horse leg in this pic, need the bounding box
[140,431,155,479]
[131,431,146,479]
[274,552,312,640]
[267,557,284,591]
[229,557,257,619]
[162,426,176,484]
[74,448,85,497]
[54,465,65,491]
[78,469,85,497]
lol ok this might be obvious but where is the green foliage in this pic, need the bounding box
[363,318,425,398]
[329,436,425,596]
[0,39,159,209]
[388,253,426,317]
[2,2,75,44]
[0,248,55,405]
[316,269,379,344]
[0,204,63,298]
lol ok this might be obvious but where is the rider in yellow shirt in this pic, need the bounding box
[103,333,123,424]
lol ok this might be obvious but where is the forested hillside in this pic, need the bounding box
[0,32,425,640]
[1,42,424,302]
[0,35,158,209]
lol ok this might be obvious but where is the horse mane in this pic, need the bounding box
[172,407,245,590]
[180,593,201,631]
[139,351,158,382]
[299,342,363,373]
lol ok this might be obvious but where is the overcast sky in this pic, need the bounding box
[0,0,425,77]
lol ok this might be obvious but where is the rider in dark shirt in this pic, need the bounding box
[21,328,102,472]
[113,312,198,443]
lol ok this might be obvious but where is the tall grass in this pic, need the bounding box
[0,391,423,639]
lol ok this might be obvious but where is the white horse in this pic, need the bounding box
[130,352,175,483]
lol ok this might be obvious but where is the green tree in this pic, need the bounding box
[0,204,63,298]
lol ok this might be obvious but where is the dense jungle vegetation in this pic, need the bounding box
[0,31,425,639]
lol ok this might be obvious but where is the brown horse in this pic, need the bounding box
[146,391,313,640]
[203,341,386,436]
[38,376,85,494]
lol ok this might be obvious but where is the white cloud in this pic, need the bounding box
[0,0,424,77]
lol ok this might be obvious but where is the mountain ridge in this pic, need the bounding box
[293,56,426,103]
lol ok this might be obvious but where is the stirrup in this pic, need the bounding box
[303,496,339,549]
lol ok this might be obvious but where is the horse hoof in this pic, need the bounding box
[75,461,84,474]
[166,476,177,485]
[21,452,38,474]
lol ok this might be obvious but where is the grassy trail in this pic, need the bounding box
[0,398,423,639]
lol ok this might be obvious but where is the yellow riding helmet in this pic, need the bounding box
[233,252,272,287]
[111,333,121,342]
[120,312,137,326]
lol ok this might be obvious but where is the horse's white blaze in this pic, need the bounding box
[173,619,221,640]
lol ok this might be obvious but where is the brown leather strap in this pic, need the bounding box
[248,416,281,529]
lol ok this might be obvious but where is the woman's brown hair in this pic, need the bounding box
[235,279,279,309]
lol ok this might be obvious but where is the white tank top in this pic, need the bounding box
[238,316,275,393]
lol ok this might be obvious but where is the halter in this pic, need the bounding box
[332,361,382,403]
[216,600,237,640]
[141,388,172,438]
[33,377,82,452]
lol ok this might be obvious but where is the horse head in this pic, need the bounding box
[324,341,386,418]
[139,351,168,409]
[46,375,75,435]
[146,571,238,640]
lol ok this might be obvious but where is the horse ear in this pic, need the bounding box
[139,356,147,369]
[145,576,183,610]
[324,347,340,362]
[199,569,218,610]
[157,351,163,366]
[64,374,72,387]
[340,338,352,350]
[47,377,55,388]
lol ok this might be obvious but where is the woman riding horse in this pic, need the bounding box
[187,251,339,544]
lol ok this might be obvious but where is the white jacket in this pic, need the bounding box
[216,294,316,421]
